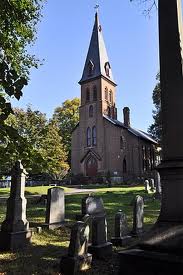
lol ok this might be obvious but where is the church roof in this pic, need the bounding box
[103,115,157,144]
[79,12,116,85]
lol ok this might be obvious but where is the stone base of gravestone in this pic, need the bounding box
[88,242,112,259]
[118,249,183,275]
[43,221,65,230]
[111,235,132,247]
[60,253,92,275]
[0,230,32,251]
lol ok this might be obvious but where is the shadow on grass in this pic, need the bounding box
[0,228,70,275]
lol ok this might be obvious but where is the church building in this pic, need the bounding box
[71,12,157,182]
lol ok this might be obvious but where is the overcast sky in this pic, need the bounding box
[13,0,159,132]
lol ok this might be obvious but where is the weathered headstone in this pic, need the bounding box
[88,214,112,258]
[60,215,92,275]
[45,187,65,229]
[154,172,161,199]
[0,161,31,251]
[150,178,156,192]
[111,210,131,246]
[144,179,151,194]
[131,195,144,236]
[76,194,105,220]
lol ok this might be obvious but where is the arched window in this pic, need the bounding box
[104,62,110,77]
[87,127,91,146]
[92,126,97,146]
[120,136,123,149]
[87,60,94,76]
[93,86,97,101]
[89,105,93,117]
[86,88,90,102]
[142,146,146,171]
[109,90,112,102]
[107,106,111,117]
[105,87,108,101]
[123,158,127,174]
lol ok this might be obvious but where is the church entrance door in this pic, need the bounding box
[86,157,97,176]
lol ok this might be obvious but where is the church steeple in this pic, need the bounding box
[79,12,116,85]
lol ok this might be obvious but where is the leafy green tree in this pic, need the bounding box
[1,107,69,178]
[148,73,162,144]
[53,98,80,165]
[0,0,45,133]
[38,122,69,179]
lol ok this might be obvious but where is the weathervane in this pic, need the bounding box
[94,4,99,13]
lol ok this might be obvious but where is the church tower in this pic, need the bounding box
[71,11,157,180]
[79,12,117,119]
[76,12,117,176]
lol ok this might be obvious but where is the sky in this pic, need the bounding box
[13,0,159,132]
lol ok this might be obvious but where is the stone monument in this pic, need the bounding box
[144,179,151,194]
[111,210,131,246]
[45,187,65,229]
[131,195,144,236]
[119,1,183,274]
[88,214,112,258]
[0,161,31,251]
[60,215,92,275]
[76,194,105,220]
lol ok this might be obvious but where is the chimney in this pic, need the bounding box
[123,107,130,127]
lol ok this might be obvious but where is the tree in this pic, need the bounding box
[148,73,162,144]
[53,98,80,165]
[130,0,157,15]
[0,1,45,134]
[0,106,69,178]
[38,122,69,179]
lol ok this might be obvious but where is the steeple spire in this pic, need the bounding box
[79,11,116,85]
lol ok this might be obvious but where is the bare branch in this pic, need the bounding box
[130,0,157,16]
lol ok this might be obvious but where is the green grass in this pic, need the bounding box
[0,186,161,274]
[0,185,75,197]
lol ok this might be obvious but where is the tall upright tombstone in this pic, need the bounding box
[45,187,65,229]
[111,210,131,246]
[131,195,144,236]
[0,161,31,251]
[88,214,112,258]
[119,1,183,274]
[60,215,92,275]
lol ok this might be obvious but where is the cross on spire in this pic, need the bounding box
[94,4,99,13]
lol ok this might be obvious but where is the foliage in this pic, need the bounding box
[148,73,162,144]
[0,0,45,137]
[0,106,69,178]
[53,98,80,165]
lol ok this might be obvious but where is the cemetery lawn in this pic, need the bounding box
[0,186,75,197]
[0,186,160,274]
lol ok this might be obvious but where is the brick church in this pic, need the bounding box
[71,12,157,182]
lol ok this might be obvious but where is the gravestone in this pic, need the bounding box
[88,214,112,258]
[119,1,183,274]
[76,194,105,220]
[0,161,31,251]
[154,172,161,199]
[150,178,156,192]
[45,187,65,229]
[144,179,151,194]
[60,215,92,275]
[131,195,144,236]
[111,210,131,246]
